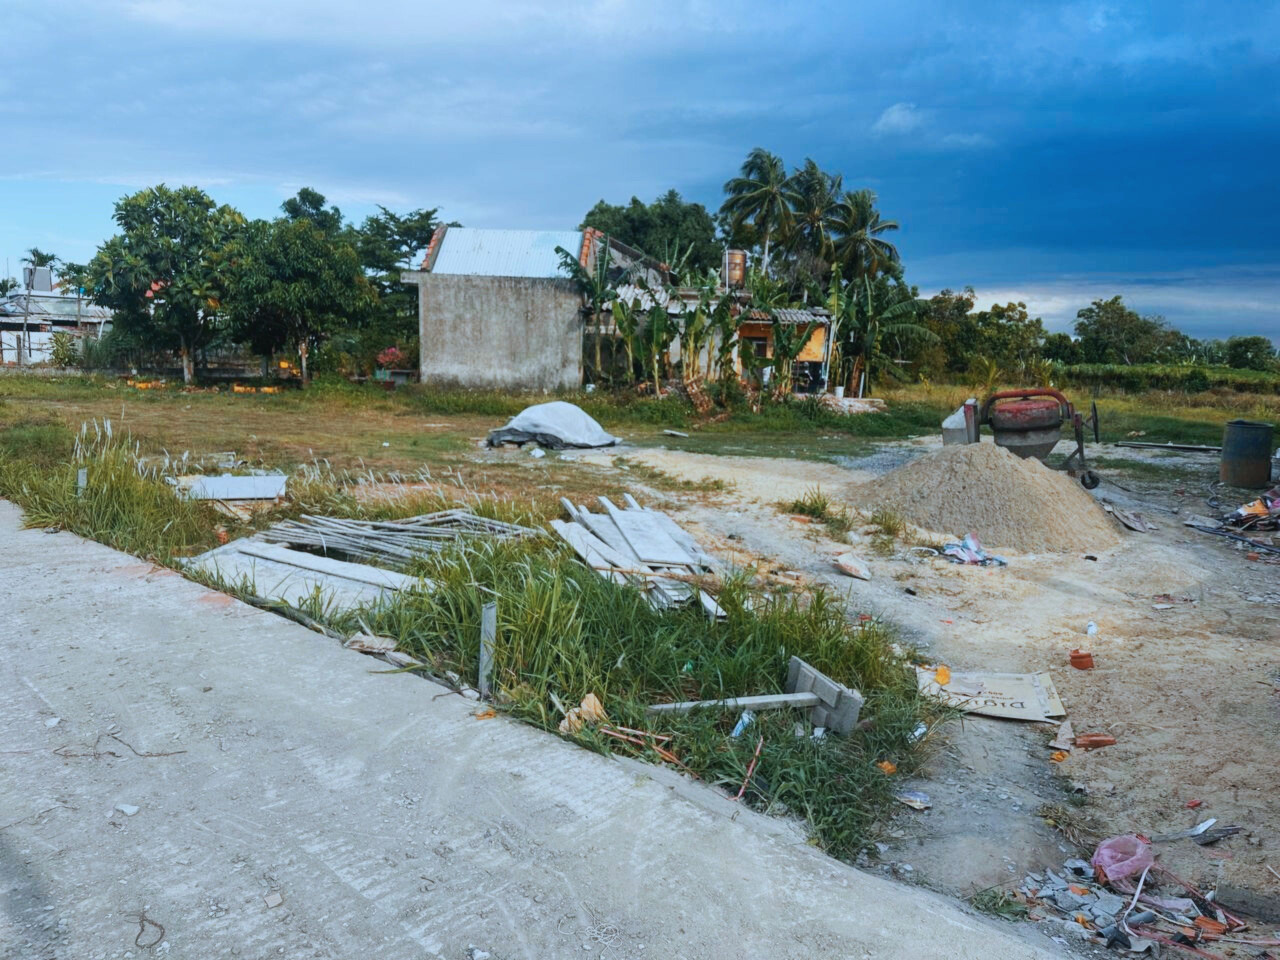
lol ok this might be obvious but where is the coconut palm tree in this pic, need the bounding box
[721,148,792,273]
[783,159,843,262]
[21,247,58,268]
[831,189,900,281]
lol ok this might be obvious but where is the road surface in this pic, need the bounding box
[0,501,1060,959]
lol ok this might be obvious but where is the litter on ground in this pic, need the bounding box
[917,667,1066,722]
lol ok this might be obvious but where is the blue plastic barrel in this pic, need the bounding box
[1220,419,1274,488]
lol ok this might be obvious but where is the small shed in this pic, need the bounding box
[401,226,591,391]
[737,307,832,392]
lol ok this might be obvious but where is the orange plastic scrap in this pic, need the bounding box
[1074,734,1117,749]
[1068,885,1091,896]
[1194,916,1227,937]
[934,665,951,685]
[877,760,898,775]
[1050,750,1069,763]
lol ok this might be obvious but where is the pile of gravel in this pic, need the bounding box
[847,442,1120,554]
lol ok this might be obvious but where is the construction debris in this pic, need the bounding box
[184,539,421,612]
[942,533,1007,566]
[917,667,1065,722]
[552,494,724,616]
[261,510,538,566]
[833,552,871,580]
[647,656,864,735]
[171,473,287,502]
[487,401,618,449]
[1223,484,1280,531]
[1023,836,1264,954]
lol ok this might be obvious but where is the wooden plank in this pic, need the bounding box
[235,542,418,590]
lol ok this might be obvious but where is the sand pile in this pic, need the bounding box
[847,442,1120,554]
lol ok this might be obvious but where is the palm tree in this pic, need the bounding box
[831,189,900,281]
[22,247,58,268]
[783,159,843,261]
[721,148,792,273]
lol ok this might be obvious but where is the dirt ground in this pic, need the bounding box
[563,438,1280,927]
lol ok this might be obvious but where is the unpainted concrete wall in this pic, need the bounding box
[412,273,582,390]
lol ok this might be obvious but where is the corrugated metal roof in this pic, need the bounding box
[745,307,831,324]
[0,292,112,322]
[429,228,585,278]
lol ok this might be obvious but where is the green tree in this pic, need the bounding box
[86,185,244,384]
[1224,335,1276,371]
[721,148,792,273]
[831,189,899,281]
[782,159,843,261]
[581,190,720,276]
[1074,296,1180,365]
[911,287,978,375]
[1042,331,1081,365]
[58,262,89,295]
[842,273,934,394]
[228,216,374,385]
[973,301,1046,372]
[556,241,618,384]
[22,247,58,268]
[281,187,345,236]
[0,277,18,296]
[354,205,440,359]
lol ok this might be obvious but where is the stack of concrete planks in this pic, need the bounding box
[551,494,724,618]
[182,539,422,612]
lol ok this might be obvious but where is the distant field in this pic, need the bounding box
[0,373,1272,475]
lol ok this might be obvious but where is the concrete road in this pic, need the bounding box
[0,502,1061,960]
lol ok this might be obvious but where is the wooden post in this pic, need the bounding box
[478,601,496,700]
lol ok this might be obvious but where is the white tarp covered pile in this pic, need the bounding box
[487,401,619,450]
[552,494,724,618]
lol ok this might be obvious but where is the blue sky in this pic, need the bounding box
[2,0,1277,341]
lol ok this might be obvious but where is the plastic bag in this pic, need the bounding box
[1092,835,1153,883]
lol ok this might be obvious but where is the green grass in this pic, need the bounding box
[787,486,857,538]
[0,419,227,561]
[363,536,931,860]
[0,410,931,859]
[969,886,1029,921]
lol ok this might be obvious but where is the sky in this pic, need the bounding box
[2,0,1277,341]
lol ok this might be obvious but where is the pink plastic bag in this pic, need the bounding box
[1092,835,1153,882]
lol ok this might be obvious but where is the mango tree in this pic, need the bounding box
[87,186,243,384]
[228,217,373,385]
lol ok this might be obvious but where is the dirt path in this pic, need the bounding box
[576,442,1280,921]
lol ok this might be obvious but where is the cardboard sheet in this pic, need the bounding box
[916,667,1065,722]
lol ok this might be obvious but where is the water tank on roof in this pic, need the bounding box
[23,266,53,292]
[723,249,747,289]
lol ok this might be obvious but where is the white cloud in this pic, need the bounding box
[872,102,927,136]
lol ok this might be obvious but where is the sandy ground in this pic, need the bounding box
[0,502,1063,960]
[575,440,1280,927]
